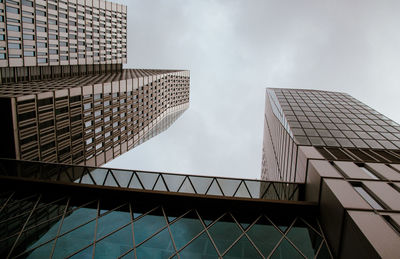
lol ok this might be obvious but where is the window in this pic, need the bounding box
[36,26,46,32]
[8,36,20,41]
[36,10,46,16]
[49,19,57,25]
[22,0,33,7]
[8,43,21,49]
[22,17,33,23]
[353,183,384,210]
[37,58,47,63]
[36,43,47,50]
[48,3,57,10]
[84,103,92,110]
[24,51,35,57]
[7,25,20,32]
[94,110,102,117]
[23,34,34,40]
[6,6,19,14]
[85,120,92,128]
[357,164,379,179]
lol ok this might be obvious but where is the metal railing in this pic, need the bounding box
[0,158,303,201]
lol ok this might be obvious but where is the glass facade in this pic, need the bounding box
[0,189,331,258]
[262,88,400,182]
[262,88,400,258]
[271,88,400,149]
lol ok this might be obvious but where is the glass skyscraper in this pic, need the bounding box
[262,88,400,258]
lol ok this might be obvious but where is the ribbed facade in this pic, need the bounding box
[0,0,127,83]
[0,69,190,166]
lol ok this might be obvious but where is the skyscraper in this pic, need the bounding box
[1,0,127,83]
[0,0,190,166]
[262,88,400,258]
[0,69,190,166]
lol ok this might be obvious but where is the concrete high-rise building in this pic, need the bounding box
[1,0,127,83]
[0,0,190,167]
[0,69,190,166]
[262,88,400,258]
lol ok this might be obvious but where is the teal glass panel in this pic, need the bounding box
[169,215,204,250]
[26,240,54,258]
[133,211,166,245]
[10,203,53,255]
[168,216,177,223]
[135,228,175,258]
[267,215,294,234]
[24,217,62,257]
[270,238,304,259]
[70,245,93,258]
[301,217,322,235]
[316,241,332,259]
[286,219,322,258]
[178,232,218,258]
[224,235,263,259]
[53,220,96,258]
[246,217,282,257]
[59,208,97,235]
[120,249,135,258]
[94,224,133,258]
[25,203,94,256]
[96,210,131,240]
[207,215,242,254]
[240,222,250,230]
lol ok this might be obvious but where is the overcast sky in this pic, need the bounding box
[105,0,400,179]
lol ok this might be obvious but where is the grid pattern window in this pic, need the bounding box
[3,69,190,167]
[1,0,127,69]
[272,89,400,150]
